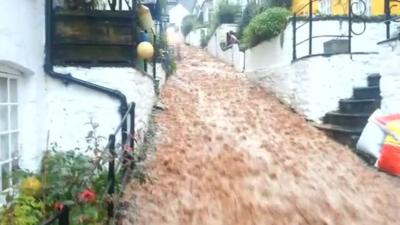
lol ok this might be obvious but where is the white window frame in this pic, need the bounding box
[0,72,19,203]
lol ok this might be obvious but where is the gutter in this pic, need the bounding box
[44,0,129,143]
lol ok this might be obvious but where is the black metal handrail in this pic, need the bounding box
[382,0,400,42]
[292,0,374,61]
[41,102,136,225]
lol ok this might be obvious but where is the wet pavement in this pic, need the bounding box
[122,46,400,225]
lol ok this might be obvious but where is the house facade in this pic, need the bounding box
[0,0,165,195]
[293,0,400,16]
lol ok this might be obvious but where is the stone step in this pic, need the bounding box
[314,123,361,147]
[314,123,363,135]
[367,73,381,87]
[353,86,380,99]
[339,98,380,114]
[323,111,370,127]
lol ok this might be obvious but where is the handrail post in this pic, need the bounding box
[385,0,391,39]
[59,206,69,225]
[107,134,116,218]
[308,0,313,55]
[292,13,297,61]
[130,103,135,149]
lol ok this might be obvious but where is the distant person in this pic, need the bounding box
[227,31,239,46]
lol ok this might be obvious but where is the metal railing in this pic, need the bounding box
[41,102,136,225]
[379,0,400,44]
[292,0,373,61]
[51,0,137,11]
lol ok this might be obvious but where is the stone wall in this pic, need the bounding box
[187,19,400,123]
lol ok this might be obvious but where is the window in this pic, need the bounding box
[0,75,19,196]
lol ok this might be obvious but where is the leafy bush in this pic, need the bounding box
[181,15,196,37]
[242,7,290,48]
[215,1,241,24]
[0,195,44,225]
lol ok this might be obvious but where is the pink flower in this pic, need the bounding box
[79,188,96,204]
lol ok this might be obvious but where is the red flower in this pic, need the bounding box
[79,188,96,204]
[53,202,64,211]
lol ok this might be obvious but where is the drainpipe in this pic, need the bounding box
[44,0,129,143]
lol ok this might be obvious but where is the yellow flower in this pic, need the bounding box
[20,177,42,198]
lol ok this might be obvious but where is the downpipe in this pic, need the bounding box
[44,0,129,144]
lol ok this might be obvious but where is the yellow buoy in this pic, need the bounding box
[137,41,154,60]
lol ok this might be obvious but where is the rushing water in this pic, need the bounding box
[122,46,400,225]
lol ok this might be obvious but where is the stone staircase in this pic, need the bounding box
[316,73,381,147]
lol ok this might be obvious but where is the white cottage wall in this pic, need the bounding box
[0,0,162,171]
[0,0,47,170]
[50,67,156,151]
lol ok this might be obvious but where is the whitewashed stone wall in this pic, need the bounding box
[189,20,400,122]
[0,0,47,169]
[50,67,156,151]
[185,28,208,48]
[0,0,163,170]
[378,40,400,114]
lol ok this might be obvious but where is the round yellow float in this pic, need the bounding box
[137,41,154,60]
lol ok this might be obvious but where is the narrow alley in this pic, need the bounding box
[122,46,400,225]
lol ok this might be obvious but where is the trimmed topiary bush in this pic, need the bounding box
[242,7,290,48]
[181,15,196,37]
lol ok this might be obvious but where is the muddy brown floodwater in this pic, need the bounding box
[122,46,400,225]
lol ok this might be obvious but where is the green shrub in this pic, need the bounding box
[242,7,290,48]
[181,15,196,37]
[215,1,241,24]
[237,2,260,39]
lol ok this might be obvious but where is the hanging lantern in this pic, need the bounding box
[137,41,154,60]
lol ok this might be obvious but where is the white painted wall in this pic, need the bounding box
[169,4,190,29]
[0,0,163,171]
[0,0,47,170]
[185,28,207,47]
[50,67,156,151]
[189,20,400,122]
[378,40,400,114]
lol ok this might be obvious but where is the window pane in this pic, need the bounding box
[11,132,18,159]
[12,159,19,185]
[0,106,7,132]
[1,163,10,191]
[10,106,18,130]
[0,77,7,103]
[9,79,17,103]
[0,134,9,161]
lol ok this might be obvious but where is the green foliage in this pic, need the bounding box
[241,7,290,48]
[256,0,292,9]
[181,15,196,37]
[0,121,149,225]
[0,195,45,225]
[159,34,177,75]
[215,1,241,24]
[237,2,261,39]
[40,150,95,204]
